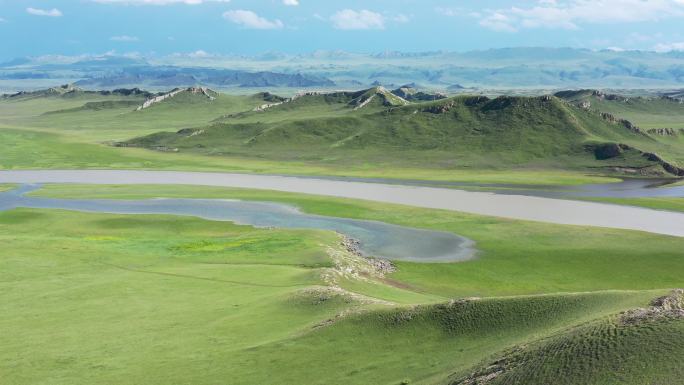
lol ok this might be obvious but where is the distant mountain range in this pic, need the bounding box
[74,67,335,89]
[1,47,684,91]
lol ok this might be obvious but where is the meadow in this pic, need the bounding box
[3,183,683,384]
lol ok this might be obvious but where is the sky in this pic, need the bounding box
[2,0,684,60]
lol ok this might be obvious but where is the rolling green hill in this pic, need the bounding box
[126,91,684,176]
[3,85,684,181]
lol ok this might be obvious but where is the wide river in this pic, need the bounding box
[1,170,683,237]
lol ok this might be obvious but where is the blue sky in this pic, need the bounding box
[2,0,684,60]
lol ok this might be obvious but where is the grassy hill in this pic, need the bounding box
[126,91,683,176]
[3,85,684,181]
[555,89,684,129]
[449,290,684,385]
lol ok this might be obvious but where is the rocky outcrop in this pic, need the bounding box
[424,101,456,114]
[642,152,684,176]
[647,128,682,136]
[135,87,216,111]
[593,143,626,160]
[589,142,684,176]
[349,86,409,110]
[176,128,205,137]
[621,289,684,324]
[3,84,81,98]
[391,86,447,102]
[599,112,643,134]
[340,236,395,275]
[592,90,628,102]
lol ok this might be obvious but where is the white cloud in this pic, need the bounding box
[478,0,684,32]
[479,12,517,32]
[222,10,283,29]
[110,35,139,41]
[283,0,299,6]
[393,14,410,23]
[654,41,684,52]
[435,7,461,17]
[26,7,63,17]
[92,0,229,5]
[331,9,385,30]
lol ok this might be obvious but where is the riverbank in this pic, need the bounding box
[3,169,684,237]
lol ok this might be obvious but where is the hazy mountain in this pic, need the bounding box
[1,48,684,90]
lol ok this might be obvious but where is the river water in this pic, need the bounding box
[0,184,476,263]
[1,170,683,237]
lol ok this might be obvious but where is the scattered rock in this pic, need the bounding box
[599,112,643,133]
[424,101,456,114]
[647,128,681,136]
[593,143,626,160]
[177,128,205,137]
[449,346,527,385]
[339,235,396,275]
[620,289,684,324]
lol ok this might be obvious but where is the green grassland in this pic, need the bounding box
[448,313,684,385]
[0,124,615,185]
[556,89,684,129]
[3,183,683,384]
[585,196,684,212]
[0,90,272,142]
[30,184,684,297]
[2,87,684,184]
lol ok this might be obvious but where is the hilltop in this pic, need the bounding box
[135,87,218,111]
[2,84,683,179]
[125,88,684,177]
[1,84,154,100]
[555,89,684,129]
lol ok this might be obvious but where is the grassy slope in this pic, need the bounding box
[557,90,684,129]
[31,184,684,298]
[557,90,684,164]
[227,291,658,385]
[0,91,269,142]
[0,209,359,385]
[450,315,684,385]
[1,89,676,183]
[0,124,615,185]
[0,204,669,385]
[127,95,662,172]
